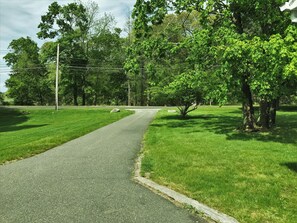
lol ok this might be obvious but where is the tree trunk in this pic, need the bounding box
[73,83,78,106]
[94,92,97,106]
[259,100,270,129]
[258,98,279,129]
[38,91,44,105]
[134,73,137,106]
[140,62,145,106]
[232,3,257,131]
[94,75,99,106]
[82,73,86,106]
[231,3,244,34]
[82,90,86,106]
[178,105,189,118]
[147,89,150,106]
[128,79,131,106]
[270,99,279,126]
[242,78,256,131]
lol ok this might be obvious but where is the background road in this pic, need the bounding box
[0,109,205,223]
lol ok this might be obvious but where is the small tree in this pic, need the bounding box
[4,37,50,105]
[0,92,4,105]
[165,72,202,118]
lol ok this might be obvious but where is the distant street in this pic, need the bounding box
[0,109,203,223]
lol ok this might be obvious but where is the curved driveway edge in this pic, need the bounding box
[0,109,204,223]
[134,154,239,223]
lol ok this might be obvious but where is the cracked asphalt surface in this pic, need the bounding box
[0,109,205,223]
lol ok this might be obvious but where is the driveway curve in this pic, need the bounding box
[0,109,204,223]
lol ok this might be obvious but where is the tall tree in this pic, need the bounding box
[4,37,51,105]
[87,27,127,105]
[132,0,296,130]
[38,1,128,106]
[0,92,5,105]
[125,11,203,106]
[37,1,89,105]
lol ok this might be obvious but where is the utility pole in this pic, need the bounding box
[55,44,60,110]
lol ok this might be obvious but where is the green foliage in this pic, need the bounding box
[4,37,52,105]
[37,2,89,105]
[125,11,204,106]
[86,25,127,105]
[32,1,128,106]
[3,0,297,111]
[0,92,4,105]
[165,72,202,117]
[37,2,88,40]
[131,0,297,129]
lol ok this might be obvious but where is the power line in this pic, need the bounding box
[0,65,125,71]
[66,65,124,70]
[0,67,45,71]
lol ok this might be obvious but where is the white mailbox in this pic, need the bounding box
[280,0,297,22]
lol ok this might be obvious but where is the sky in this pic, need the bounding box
[0,0,136,92]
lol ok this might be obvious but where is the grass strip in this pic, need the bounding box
[142,106,297,223]
[0,107,132,164]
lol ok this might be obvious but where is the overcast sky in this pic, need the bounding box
[0,0,136,92]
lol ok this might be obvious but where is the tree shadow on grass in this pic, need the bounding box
[0,124,49,132]
[0,107,48,132]
[154,112,297,144]
[280,162,297,173]
[160,114,221,121]
[199,115,297,144]
[0,107,29,126]
[151,114,220,129]
[278,106,297,112]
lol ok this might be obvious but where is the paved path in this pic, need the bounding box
[0,109,204,223]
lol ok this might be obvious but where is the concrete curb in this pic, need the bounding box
[134,154,239,223]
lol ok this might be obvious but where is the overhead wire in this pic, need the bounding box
[0,65,126,74]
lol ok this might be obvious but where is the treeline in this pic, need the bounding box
[3,1,297,130]
[4,2,129,106]
[128,0,297,130]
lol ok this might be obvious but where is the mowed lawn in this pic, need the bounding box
[141,106,297,223]
[0,107,132,164]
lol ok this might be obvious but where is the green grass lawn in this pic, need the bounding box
[0,107,132,164]
[141,106,297,223]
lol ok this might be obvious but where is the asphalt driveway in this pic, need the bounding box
[0,109,204,223]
